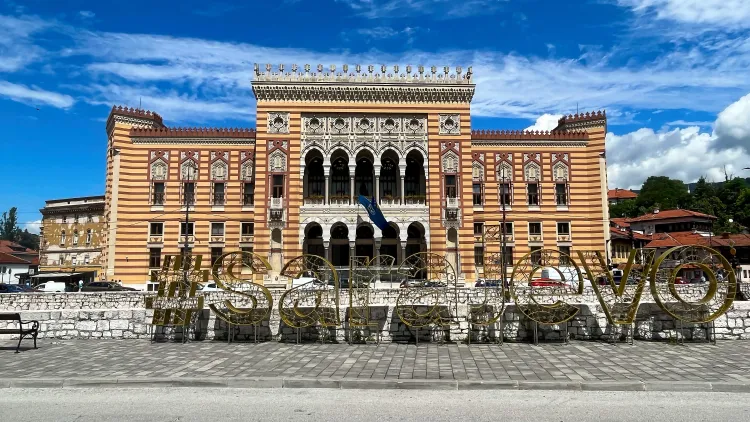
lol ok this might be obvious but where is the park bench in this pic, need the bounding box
[0,313,39,353]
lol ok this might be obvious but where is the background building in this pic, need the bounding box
[0,240,39,284]
[607,188,637,204]
[102,64,609,288]
[39,196,106,285]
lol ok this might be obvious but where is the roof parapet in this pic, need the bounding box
[253,64,473,84]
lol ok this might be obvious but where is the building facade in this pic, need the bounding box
[102,64,609,288]
[39,196,106,284]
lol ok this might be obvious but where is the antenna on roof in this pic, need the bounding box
[576,102,578,114]
[139,97,142,109]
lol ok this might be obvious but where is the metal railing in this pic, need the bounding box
[270,196,283,209]
[183,193,195,205]
[527,193,539,205]
[446,197,459,208]
[212,192,225,205]
[243,193,254,206]
[556,194,568,205]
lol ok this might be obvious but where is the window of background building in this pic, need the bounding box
[72,230,79,246]
[474,246,484,266]
[529,222,542,236]
[87,214,93,223]
[211,222,225,236]
[62,216,67,223]
[180,222,194,236]
[71,254,77,266]
[474,222,484,236]
[86,229,92,245]
[59,254,64,265]
[499,182,512,206]
[472,183,483,205]
[530,246,542,264]
[83,254,90,265]
[555,183,568,205]
[272,175,284,198]
[211,247,223,267]
[149,248,161,268]
[241,222,254,236]
[73,214,79,224]
[149,222,164,236]
[213,182,225,205]
[557,222,570,235]
[243,182,254,205]
[527,183,539,205]
[152,182,165,205]
[444,175,457,198]
[60,230,66,245]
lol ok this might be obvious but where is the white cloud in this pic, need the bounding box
[713,92,750,152]
[0,81,74,108]
[0,14,51,72]
[618,0,750,30]
[525,113,562,132]
[667,120,713,127]
[24,220,41,234]
[607,93,750,189]
[336,0,508,19]
[78,11,95,19]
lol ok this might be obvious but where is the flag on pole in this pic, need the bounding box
[358,195,389,230]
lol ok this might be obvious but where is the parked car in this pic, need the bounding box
[34,281,67,293]
[81,282,138,292]
[475,279,502,287]
[0,284,34,293]
[673,277,689,285]
[198,282,222,292]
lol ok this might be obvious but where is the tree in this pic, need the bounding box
[609,199,639,218]
[635,176,691,211]
[0,207,20,241]
[18,229,39,251]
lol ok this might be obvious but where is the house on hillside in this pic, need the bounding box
[0,240,39,284]
[609,218,652,266]
[626,209,716,236]
[607,188,637,205]
[645,231,750,283]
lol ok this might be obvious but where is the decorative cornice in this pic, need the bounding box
[471,129,589,140]
[106,105,164,133]
[555,110,607,131]
[471,140,588,148]
[252,83,475,103]
[130,127,256,138]
[252,64,474,103]
[132,138,256,145]
[254,64,473,84]
[40,203,105,216]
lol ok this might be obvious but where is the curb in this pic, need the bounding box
[1,378,750,392]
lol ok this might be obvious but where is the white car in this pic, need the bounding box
[35,281,67,293]
[199,282,222,292]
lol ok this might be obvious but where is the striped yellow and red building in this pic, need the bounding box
[100,64,609,288]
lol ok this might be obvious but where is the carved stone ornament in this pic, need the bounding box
[498,162,513,181]
[553,162,569,181]
[267,112,290,134]
[269,150,287,172]
[442,151,459,173]
[181,160,198,180]
[211,160,228,181]
[472,161,484,180]
[524,162,541,181]
[150,160,168,180]
[439,114,460,135]
[241,161,253,181]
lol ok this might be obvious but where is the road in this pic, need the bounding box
[3,388,749,421]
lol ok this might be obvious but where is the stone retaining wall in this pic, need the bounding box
[0,288,747,342]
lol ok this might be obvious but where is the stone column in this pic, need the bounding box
[399,164,406,205]
[374,237,382,283]
[349,175,355,205]
[349,240,356,263]
[323,164,330,205]
[400,241,407,265]
[323,240,330,262]
[375,175,380,203]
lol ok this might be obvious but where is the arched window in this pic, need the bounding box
[305,154,325,197]
[86,229,92,245]
[331,157,350,198]
[380,157,398,198]
[355,157,374,197]
[60,230,66,246]
[73,230,79,246]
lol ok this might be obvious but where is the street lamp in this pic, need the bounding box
[182,165,195,285]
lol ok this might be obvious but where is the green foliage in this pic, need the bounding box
[635,176,691,211]
[611,175,750,235]
[0,207,20,241]
[18,230,40,251]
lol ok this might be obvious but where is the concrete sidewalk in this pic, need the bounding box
[2,339,750,392]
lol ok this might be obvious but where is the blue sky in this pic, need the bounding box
[2,0,750,233]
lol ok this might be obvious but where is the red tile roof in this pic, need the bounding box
[610,227,651,241]
[643,231,750,248]
[0,252,32,265]
[626,209,717,223]
[610,218,630,228]
[0,240,36,254]
[607,188,637,200]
